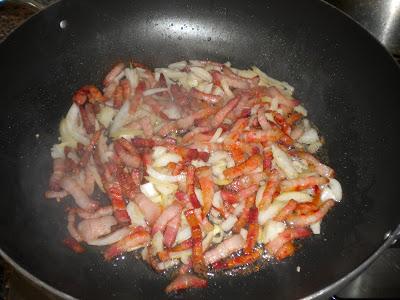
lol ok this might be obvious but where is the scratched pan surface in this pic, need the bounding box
[0,0,399,299]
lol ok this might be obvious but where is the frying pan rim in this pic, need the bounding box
[1,0,400,299]
[1,229,398,300]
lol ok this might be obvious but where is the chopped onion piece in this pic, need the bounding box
[262,220,286,243]
[51,143,67,159]
[221,215,238,232]
[97,106,117,128]
[140,182,159,198]
[147,166,186,182]
[125,68,139,90]
[294,105,308,116]
[298,128,319,144]
[321,178,342,202]
[195,188,204,206]
[110,100,130,136]
[255,184,266,206]
[274,192,312,203]
[212,191,222,208]
[65,104,90,145]
[168,61,187,70]
[310,221,321,234]
[126,201,146,227]
[143,88,169,97]
[258,201,287,225]
[240,228,248,240]
[87,227,131,246]
[152,231,164,254]
[175,226,192,244]
[152,146,168,159]
[271,144,298,179]
[153,153,182,168]
[190,67,212,82]
[210,128,223,143]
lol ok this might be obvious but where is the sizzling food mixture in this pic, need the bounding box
[45,60,342,293]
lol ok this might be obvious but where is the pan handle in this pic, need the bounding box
[1,0,46,10]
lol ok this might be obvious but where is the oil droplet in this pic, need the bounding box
[178,36,182,40]
[207,37,212,41]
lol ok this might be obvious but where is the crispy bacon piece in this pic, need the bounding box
[184,209,206,274]
[63,237,85,253]
[244,207,259,254]
[233,196,255,233]
[165,274,207,294]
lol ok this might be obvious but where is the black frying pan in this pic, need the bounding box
[0,0,399,299]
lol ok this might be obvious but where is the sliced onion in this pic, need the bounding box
[153,153,182,168]
[240,228,248,240]
[190,67,212,82]
[162,105,181,120]
[209,128,223,143]
[140,182,159,198]
[157,259,179,271]
[147,166,186,183]
[87,227,131,246]
[274,192,312,203]
[212,191,222,208]
[110,100,130,136]
[202,231,214,251]
[152,146,168,159]
[151,231,164,254]
[294,105,308,116]
[321,178,342,202]
[168,61,187,70]
[156,68,187,81]
[310,221,321,234]
[65,104,90,145]
[126,201,146,227]
[51,143,67,159]
[125,68,139,89]
[87,163,105,192]
[194,187,204,206]
[271,144,298,179]
[258,201,286,225]
[298,128,319,144]
[97,106,117,128]
[262,220,286,243]
[175,226,192,244]
[251,66,294,96]
[169,249,192,262]
[255,184,266,207]
[143,87,169,97]
[221,215,237,232]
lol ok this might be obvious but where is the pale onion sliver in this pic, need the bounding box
[65,104,90,145]
[168,61,187,70]
[125,68,139,90]
[256,184,266,207]
[153,153,182,168]
[152,231,164,254]
[271,144,298,179]
[87,227,131,246]
[140,182,159,198]
[147,166,186,182]
[126,201,146,227]
[221,215,237,232]
[210,128,223,143]
[310,221,321,234]
[191,66,212,82]
[212,191,222,208]
[143,88,169,97]
[274,191,312,203]
[152,146,168,159]
[258,201,287,225]
[262,220,286,243]
[175,226,192,245]
[110,100,130,136]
